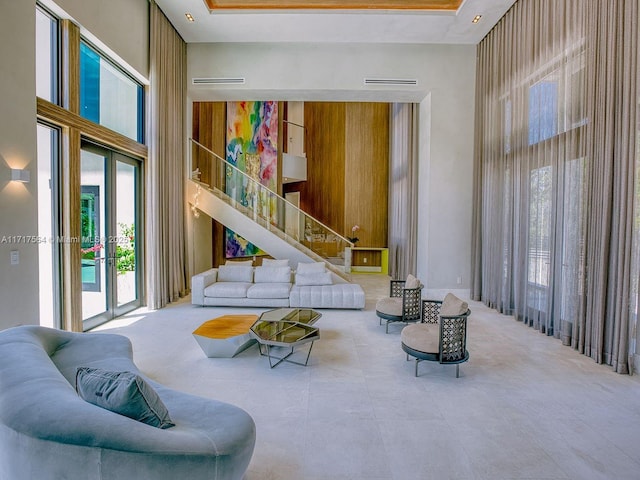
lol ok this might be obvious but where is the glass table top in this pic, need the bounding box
[250,308,322,347]
[256,308,321,325]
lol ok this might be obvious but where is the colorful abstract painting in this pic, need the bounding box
[224,228,264,258]
[225,101,279,258]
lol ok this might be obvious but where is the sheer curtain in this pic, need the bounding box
[472,0,639,373]
[582,0,638,372]
[146,2,188,309]
[388,103,419,280]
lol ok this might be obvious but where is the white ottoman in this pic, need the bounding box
[289,283,365,309]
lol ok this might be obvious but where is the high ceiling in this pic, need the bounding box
[155,0,517,44]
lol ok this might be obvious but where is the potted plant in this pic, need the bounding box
[347,225,360,244]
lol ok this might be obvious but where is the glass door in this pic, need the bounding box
[81,142,141,330]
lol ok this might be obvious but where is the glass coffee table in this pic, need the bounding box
[250,308,321,368]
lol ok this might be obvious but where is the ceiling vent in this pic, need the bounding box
[364,78,418,86]
[192,77,246,85]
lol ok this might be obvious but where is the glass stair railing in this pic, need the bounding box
[189,138,353,278]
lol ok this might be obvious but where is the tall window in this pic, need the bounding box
[475,4,588,334]
[473,0,638,373]
[35,5,58,103]
[35,4,148,332]
[528,79,558,145]
[79,41,144,143]
[37,123,61,329]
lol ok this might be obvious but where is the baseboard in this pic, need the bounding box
[351,266,382,273]
[423,288,471,301]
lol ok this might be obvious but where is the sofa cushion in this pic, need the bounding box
[75,367,175,429]
[261,258,289,267]
[401,323,439,354]
[440,293,469,316]
[246,283,292,299]
[375,297,402,316]
[254,266,292,283]
[217,265,254,283]
[204,282,252,298]
[296,262,326,275]
[295,271,333,286]
[405,274,420,289]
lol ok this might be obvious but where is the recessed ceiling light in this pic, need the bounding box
[472,15,482,24]
[185,13,195,22]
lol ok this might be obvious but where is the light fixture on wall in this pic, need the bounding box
[185,13,195,22]
[472,15,482,24]
[10,168,30,183]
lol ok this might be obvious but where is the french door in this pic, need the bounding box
[80,142,142,330]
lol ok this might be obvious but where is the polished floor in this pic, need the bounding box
[96,275,640,480]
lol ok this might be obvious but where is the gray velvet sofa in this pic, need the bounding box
[191,263,365,309]
[0,325,256,480]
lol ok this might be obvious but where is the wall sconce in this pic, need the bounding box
[11,168,30,183]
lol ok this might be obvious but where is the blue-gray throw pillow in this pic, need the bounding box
[75,367,175,429]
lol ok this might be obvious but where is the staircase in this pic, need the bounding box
[187,139,353,282]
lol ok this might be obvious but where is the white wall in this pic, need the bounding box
[422,62,475,291]
[44,0,149,80]
[187,42,476,291]
[0,0,148,331]
[191,214,213,276]
[0,0,39,330]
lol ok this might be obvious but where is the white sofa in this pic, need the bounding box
[0,325,256,480]
[191,262,365,309]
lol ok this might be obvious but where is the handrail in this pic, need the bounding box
[189,138,353,248]
[283,120,306,131]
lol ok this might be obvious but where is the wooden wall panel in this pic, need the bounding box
[192,102,226,187]
[192,102,226,267]
[204,0,463,11]
[212,220,226,268]
[344,103,389,247]
[193,101,389,262]
[277,101,284,196]
[298,102,346,234]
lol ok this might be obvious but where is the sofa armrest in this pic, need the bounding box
[191,268,218,305]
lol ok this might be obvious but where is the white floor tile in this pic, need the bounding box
[94,274,640,480]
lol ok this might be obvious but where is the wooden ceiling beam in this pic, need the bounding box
[203,0,463,12]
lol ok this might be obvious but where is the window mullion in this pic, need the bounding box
[60,19,80,115]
